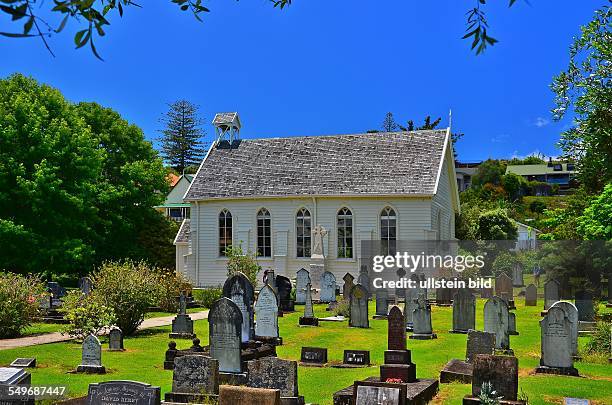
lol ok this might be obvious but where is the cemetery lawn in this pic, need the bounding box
[0,301,610,404]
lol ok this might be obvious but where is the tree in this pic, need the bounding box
[158,100,206,174]
[400,115,441,131]
[0,74,170,278]
[0,0,522,59]
[551,6,612,192]
[471,159,507,187]
[577,183,612,240]
[381,112,399,132]
[476,208,518,240]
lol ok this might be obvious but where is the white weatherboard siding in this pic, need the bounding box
[190,197,433,287]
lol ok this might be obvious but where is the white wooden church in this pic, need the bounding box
[174,112,460,287]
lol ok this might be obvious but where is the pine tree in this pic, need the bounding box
[381,112,399,132]
[158,100,206,173]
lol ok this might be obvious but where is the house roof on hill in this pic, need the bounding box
[184,129,450,200]
[506,163,575,176]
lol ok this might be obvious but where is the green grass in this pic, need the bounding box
[21,323,65,336]
[0,300,610,404]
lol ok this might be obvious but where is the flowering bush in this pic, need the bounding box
[194,287,223,309]
[90,260,159,335]
[0,272,47,338]
[60,290,116,340]
[154,270,193,312]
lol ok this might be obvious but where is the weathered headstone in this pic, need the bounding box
[320,271,336,303]
[544,279,561,310]
[525,283,537,306]
[435,278,452,306]
[299,282,318,326]
[466,355,521,402]
[87,380,161,405]
[169,296,196,340]
[353,381,405,405]
[255,285,279,339]
[508,311,519,336]
[375,289,389,318]
[164,341,178,370]
[575,290,595,322]
[404,279,422,331]
[450,289,475,333]
[349,284,369,328]
[466,330,495,363]
[310,263,324,290]
[342,350,371,367]
[77,334,105,373]
[358,265,370,299]
[512,263,524,287]
[410,294,436,339]
[167,355,219,399]
[387,306,406,350]
[342,273,355,299]
[79,277,93,295]
[208,297,242,373]
[246,357,299,398]
[108,326,124,351]
[300,347,327,365]
[483,297,510,352]
[275,275,294,312]
[295,269,310,304]
[223,272,255,343]
[495,273,513,305]
[218,385,280,405]
[550,301,579,357]
[536,306,578,376]
[263,269,277,293]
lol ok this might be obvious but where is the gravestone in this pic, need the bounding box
[495,273,514,306]
[300,347,327,365]
[79,277,93,295]
[525,284,537,306]
[310,263,324,291]
[87,380,161,405]
[575,290,595,322]
[108,326,124,351]
[483,297,510,352]
[512,263,524,287]
[9,358,36,368]
[164,341,178,370]
[46,281,66,298]
[349,284,369,328]
[551,301,579,357]
[169,294,196,340]
[295,269,310,304]
[353,381,406,405]
[255,285,279,339]
[275,275,294,312]
[77,334,105,374]
[410,294,436,339]
[166,355,219,401]
[358,266,370,299]
[218,385,280,405]
[564,399,590,405]
[466,330,495,363]
[375,289,389,319]
[450,289,475,333]
[263,269,277,293]
[544,279,561,310]
[342,273,355,299]
[299,282,318,326]
[464,355,521,403]
[246,357,299,399]
[536,306,578,376]
[320,271,336,303]
[387,306,406,350]
[404,279,422,331]
[508,312,519,335]
[435,278,452,306]
[395,268,407,302]
[0,367,32,404]
[223,272,255,343]
[208,297,243,373]
[342,350,371,367]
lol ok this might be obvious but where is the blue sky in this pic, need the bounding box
[0,1,603,161]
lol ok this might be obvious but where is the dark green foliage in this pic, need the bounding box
[529,200,547,214]
[507,154,546,165]
[158,100,207,174]
[0,272,46,338]
[193,287,223,309]
[476,209,518,240]
[472,159,507,187]
[0,74,170,278]
[577,183,612,240]
[584,321,612,355]
[501,173,527,201]
[381,112,399,132]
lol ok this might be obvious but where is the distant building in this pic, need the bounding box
[455,161,481,192]
[505,159,576,190]
[156,174,194,222]
[514,221,540,251]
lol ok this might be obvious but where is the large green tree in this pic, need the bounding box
[551,5,612,192]
[0,74,172,278]
[0,0,521,59]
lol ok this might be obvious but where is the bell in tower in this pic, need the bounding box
[212,112,241,144]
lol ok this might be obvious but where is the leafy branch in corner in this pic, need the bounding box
[463,0,521,55]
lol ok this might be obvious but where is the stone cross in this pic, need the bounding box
[303,283,315,318]
[311,225,328,258]
[178,292,187,315]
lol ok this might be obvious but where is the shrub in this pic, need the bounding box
[90,260,159,335]
[333,299,350,317]
[59,291,116,340]
[225,244,261,286]
[0,272,47,338]
[529,200,547,214]
[584,321,611,355]
[194,287,223,309]
[153,270,193,312]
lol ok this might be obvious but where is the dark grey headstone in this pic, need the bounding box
[525,284,537,306]
[471,355,519,401]
[87,380,161,405]
[223,272,255,342]
[357,269,370,299]
[495,273,513,303]
[544,279,560,310]
[303,282,315,318]
[246,357,298,397]
[295,269,310,304]
[451,289,475,333]
[349,284,369,328]
[435,278,452,305]
[108,327,124,351]
[375,289,389,316]
[387,306,405,351]
[343,350,370,366]
[79,277,93,295]
[342,273,355,298]
[255,285,279,338]
[466,330,495,363]
[575,290,594,322]
[411,294,435,338]
[46,281,66,298]
[512,263,524,287]
[300,347,327,364]
[275,275,293,311]
[208,297,242,373]
[172,355,219,395]
[9,358,36,368]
